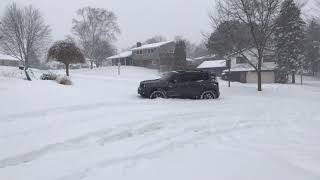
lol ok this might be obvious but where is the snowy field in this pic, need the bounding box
[0,66,320,180]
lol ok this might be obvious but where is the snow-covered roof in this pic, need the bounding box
[0,54,20,61]
[107,51,132,60]
[227,63,276,72]
[194,54,216,61]
[186,58,194,62]
[131,41,174,51]
[197,60,227,69]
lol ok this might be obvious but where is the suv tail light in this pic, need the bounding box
[210,74,217,82]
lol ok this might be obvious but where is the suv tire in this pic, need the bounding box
[150,90,166,99]
[201,90,217,100]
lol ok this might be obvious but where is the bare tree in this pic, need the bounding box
[93,40,117,67]
[144,35,167,44]
[210,0,282,91]
[72,7,120,69]
[0,3,51,80]
[47,41,85,76]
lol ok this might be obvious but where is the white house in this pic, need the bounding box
[0,54,22,67]
[226,49,277,83]
[107,51,133,66]
[197,60,227,75]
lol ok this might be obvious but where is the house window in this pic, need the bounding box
[137,50,143,55]
[263,55,274,62]
[151,49,154,53]
[236,57,246,64]
[152,60,158,65]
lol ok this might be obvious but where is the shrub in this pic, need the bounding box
[40,72,57,80]
[56,76,73,85]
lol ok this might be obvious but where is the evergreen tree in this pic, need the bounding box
[304,19,320,76]
[206,20,253,58]
[173,40,187,70]
[274,0,305,83]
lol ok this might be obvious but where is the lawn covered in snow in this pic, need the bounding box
[0,66,320,180]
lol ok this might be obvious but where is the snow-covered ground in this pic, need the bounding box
[0,66,320,180]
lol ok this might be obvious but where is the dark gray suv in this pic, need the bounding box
[138,71,220,99]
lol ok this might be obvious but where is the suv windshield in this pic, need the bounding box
[161,72,176,80]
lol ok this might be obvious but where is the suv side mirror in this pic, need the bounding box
[169,79,178,84]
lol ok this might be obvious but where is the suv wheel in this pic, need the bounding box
[150,90,166,99]
[201,91,217,100]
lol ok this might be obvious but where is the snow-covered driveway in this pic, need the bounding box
[0,66,320,180]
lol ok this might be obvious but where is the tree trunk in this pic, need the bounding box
[257,70,262,91]
[90,61,93,69]
[300,74,303,85]
[257,55,262,91]
[291,72,295,84]
[24,59,32,81]
[312,63,315,76]
[228,59,231,87]
[66,64,70,76]
[24,67,32,81]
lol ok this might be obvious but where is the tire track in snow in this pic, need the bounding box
[0,111,214,168]
[0,100,153,122]
[54,119,277,180]
[0,106,283,170]
[0,128,112,169]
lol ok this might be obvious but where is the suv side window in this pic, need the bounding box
[196,73,209,82]
[178,73,209,83]
[177,74,190,83]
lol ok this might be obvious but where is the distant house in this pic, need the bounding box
[131,41,176,71]
[47,58,90,69]
[107,51,133,66]
[191,54,218,66]
[197,60,227,75]
[0,54,22,67]
[226,49,276,83]
[47,61,65,69]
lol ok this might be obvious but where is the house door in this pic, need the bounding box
[240,72,247,83]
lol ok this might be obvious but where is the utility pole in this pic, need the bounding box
[118,61,121,75]
[227,58,231,87]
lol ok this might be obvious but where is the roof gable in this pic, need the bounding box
[131,41,174,51]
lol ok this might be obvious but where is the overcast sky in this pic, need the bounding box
[1,0,215,50]
[0,0,318,51]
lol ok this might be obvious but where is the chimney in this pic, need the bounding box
[137,42,142,47]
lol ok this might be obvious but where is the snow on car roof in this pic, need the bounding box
[107,51,132,60]
[197,60,227,69]
[0,54,20,61]
[131,41,174,51]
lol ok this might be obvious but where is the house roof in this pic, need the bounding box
[186,58,194,62]
[0,54,20,61]
[107,51,132,60]
[197,60,227,69]
[131,41,174,51]
[194,54,217,61]
[227,63,276,72]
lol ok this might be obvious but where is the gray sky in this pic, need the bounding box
[0,0,317,51]
[1,0,215,50]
